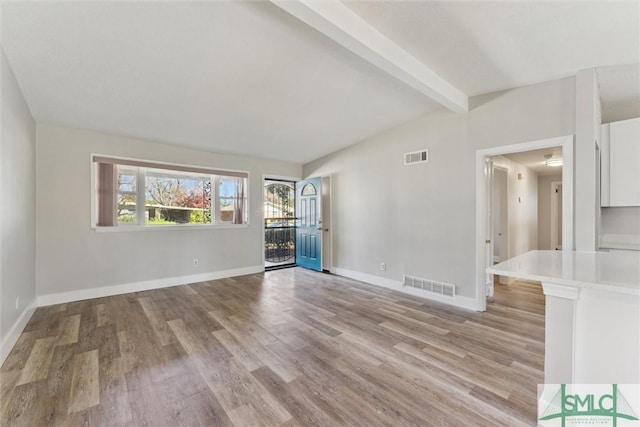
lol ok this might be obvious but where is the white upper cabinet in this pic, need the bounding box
[601,118,640,207]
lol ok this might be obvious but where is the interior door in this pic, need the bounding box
[551,182,563,250]
[485,159,495,297]
[296,177,322,271]
[492,167,508,262]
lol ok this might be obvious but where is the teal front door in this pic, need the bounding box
[295,177,322,271]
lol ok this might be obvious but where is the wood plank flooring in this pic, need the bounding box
[0,268,544,426]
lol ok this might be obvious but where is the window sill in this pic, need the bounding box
[92,223,249,233]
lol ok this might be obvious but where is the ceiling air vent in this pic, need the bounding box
[404,149,429,165]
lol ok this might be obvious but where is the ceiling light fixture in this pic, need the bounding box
[543,153,563,167]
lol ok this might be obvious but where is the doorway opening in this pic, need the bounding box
[485,146,565,296]
[264,179,296,270]
[475,135,574,311]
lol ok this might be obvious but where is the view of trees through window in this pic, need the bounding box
[116,166,243,225]
[117,167,138,223]
[145,170,211,225]
[264,182,294,225]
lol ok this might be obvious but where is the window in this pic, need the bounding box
[117,166,138,224]
[218,177,245,223]
[301,183,317,196]
[93,156,248,228]
[144,168,212,225]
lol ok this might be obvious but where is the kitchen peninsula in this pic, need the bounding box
[488,250,640,384]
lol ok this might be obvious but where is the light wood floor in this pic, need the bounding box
[0,268,544,426]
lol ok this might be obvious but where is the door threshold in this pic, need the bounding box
[265,263,296,272]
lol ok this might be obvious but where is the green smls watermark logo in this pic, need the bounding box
[538,384,640,426]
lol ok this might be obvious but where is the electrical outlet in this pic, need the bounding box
[193,259,199,268]
[380,262,386,271]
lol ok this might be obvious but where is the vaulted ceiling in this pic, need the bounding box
[2,1,639,164]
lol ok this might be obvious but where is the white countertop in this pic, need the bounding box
[487,250,640,296]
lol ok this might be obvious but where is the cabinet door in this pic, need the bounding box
[610,118,640,206]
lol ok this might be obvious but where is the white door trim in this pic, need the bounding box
[485,158,495,297]
[475,135,574,311]
[321,175,334,273]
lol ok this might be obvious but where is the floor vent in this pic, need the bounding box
[403,274,455,298]
[404,149,429,165]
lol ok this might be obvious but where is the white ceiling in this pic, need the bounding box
[1,1,439,164]
[598,64,640,124]
[2,1,639,164]
[344,1,640,96]
[502,147,563,176]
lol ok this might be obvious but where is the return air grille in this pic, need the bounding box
[404,149,429,165]
[403,274,455,298]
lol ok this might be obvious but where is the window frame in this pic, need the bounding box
[217,175,246,224]
[114,165,140,226]
[91,154,250,232]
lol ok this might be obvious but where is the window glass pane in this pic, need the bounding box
[145,168,212,225]
[219,177,247,224]
[219,178,236,222]
[117,196,137,224]
[117,166,137,224]
[219,179,236,198]
[118,167,137,193]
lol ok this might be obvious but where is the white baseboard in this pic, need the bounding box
[1,299,37,367]
[37,265,264,307]
[333,268,478,311]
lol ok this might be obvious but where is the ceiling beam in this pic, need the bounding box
[270,0,468,113]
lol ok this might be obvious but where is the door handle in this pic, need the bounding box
[317,227,323,231]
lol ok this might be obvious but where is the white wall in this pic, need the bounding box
[575,69,601,251]
[1,48,37,362]
[36,125,301,301]
[538,174,563,250]
[303,77,575,300]
[491,156,538,259]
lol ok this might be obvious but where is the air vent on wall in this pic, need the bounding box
[403,274,455,298]
[404,149,429,165]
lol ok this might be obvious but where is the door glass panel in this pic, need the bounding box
[302,183,317,196]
